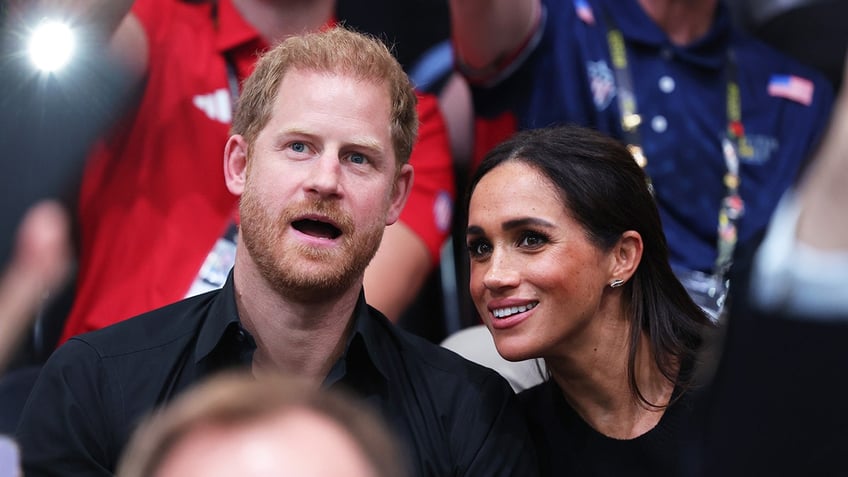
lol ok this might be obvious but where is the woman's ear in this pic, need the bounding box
[224,135,249,196]
[609,230,643,284]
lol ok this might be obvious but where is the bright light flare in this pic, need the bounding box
[28,20,76,73]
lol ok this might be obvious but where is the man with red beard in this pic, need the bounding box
[15,27,538,477]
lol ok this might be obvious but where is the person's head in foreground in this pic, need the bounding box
[225,25,417,302]
[116,372,408,477]
[465,125,709,420]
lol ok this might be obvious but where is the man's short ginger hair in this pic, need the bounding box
[116,371,408,477]
[231,25,419,166]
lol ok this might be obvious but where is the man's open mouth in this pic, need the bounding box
[292,218,342,239]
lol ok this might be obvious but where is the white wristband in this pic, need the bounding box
[751,190,848,320]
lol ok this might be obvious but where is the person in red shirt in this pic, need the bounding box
[36,0,455,345]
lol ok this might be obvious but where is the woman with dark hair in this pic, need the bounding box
[465,124,711,475]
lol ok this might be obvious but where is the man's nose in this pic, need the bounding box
[304,152,342,197]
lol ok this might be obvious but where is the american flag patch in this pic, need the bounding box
[767,74,814,106]
[574,0,595,25]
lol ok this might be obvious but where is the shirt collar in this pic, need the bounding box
[598,0,733,70]
[194,269,243,363]
[346,291,392,381]
[193,272,390,382]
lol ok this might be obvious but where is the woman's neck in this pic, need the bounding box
[637,0,718,46]
[548,331,676,439]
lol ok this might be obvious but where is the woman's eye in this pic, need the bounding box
[466,239,492,258]
[519,232,548,248]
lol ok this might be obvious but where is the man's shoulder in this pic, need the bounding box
[518,379,554,406]
[382,320,513,391]
[70,289,220,359]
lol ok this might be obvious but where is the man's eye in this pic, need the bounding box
[349,152,367,165]
[290,142,307,153]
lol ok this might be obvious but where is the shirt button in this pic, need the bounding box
[658,75,675,93]
[651,115,668,133]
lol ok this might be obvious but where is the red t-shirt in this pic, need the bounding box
[60,0,454,344]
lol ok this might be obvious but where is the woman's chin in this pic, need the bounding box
[493,335,539,363]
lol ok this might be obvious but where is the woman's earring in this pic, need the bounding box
[609,279,624,288]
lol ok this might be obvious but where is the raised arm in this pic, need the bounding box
[448,0,541,73]
[796,57,848,251]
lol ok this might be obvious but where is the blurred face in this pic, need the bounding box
[466,161,616,362]
[154,409,378,477]
[235,69,412,301]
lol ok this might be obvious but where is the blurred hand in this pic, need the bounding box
[0,200,71,373]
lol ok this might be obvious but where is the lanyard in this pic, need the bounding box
[225,54,241,110]
[603,17,745,276]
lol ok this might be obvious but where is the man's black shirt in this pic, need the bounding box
[16,274,538,476]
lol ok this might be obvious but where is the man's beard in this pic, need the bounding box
[239,187,385,303]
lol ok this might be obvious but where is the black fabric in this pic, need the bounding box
[15,272,538,477]
[520,380,694,476]
[0,366,40,435]
[687,235,848,476]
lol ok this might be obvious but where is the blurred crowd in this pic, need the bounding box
[1,0,846,476]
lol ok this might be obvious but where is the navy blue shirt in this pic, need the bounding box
[16,274,538,477]
[470,0,833,275]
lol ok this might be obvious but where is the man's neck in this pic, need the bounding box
[637,0,718,46]
[232,257,362,383]
[230,0,335,44]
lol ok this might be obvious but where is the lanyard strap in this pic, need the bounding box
[716,52,745,275]
[212,0,241,110]
[605,27,652,195]
[602,16,745,276]
[225,54,241,109]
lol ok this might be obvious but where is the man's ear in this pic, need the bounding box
[385,164,414,226]
[224,135,248,196]
[609,230,643,284]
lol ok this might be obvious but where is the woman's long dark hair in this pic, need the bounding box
[466,125,711,406]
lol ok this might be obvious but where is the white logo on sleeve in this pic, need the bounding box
[192,88,232,123]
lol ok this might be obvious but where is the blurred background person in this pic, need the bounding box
[448,0,834,323]
[0,201,73,435]
[0,202,71,375]
[0,1,131,432]
[690,51,848,476]
[117,371,409,477]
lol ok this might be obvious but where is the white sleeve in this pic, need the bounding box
[751,190,848,320]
